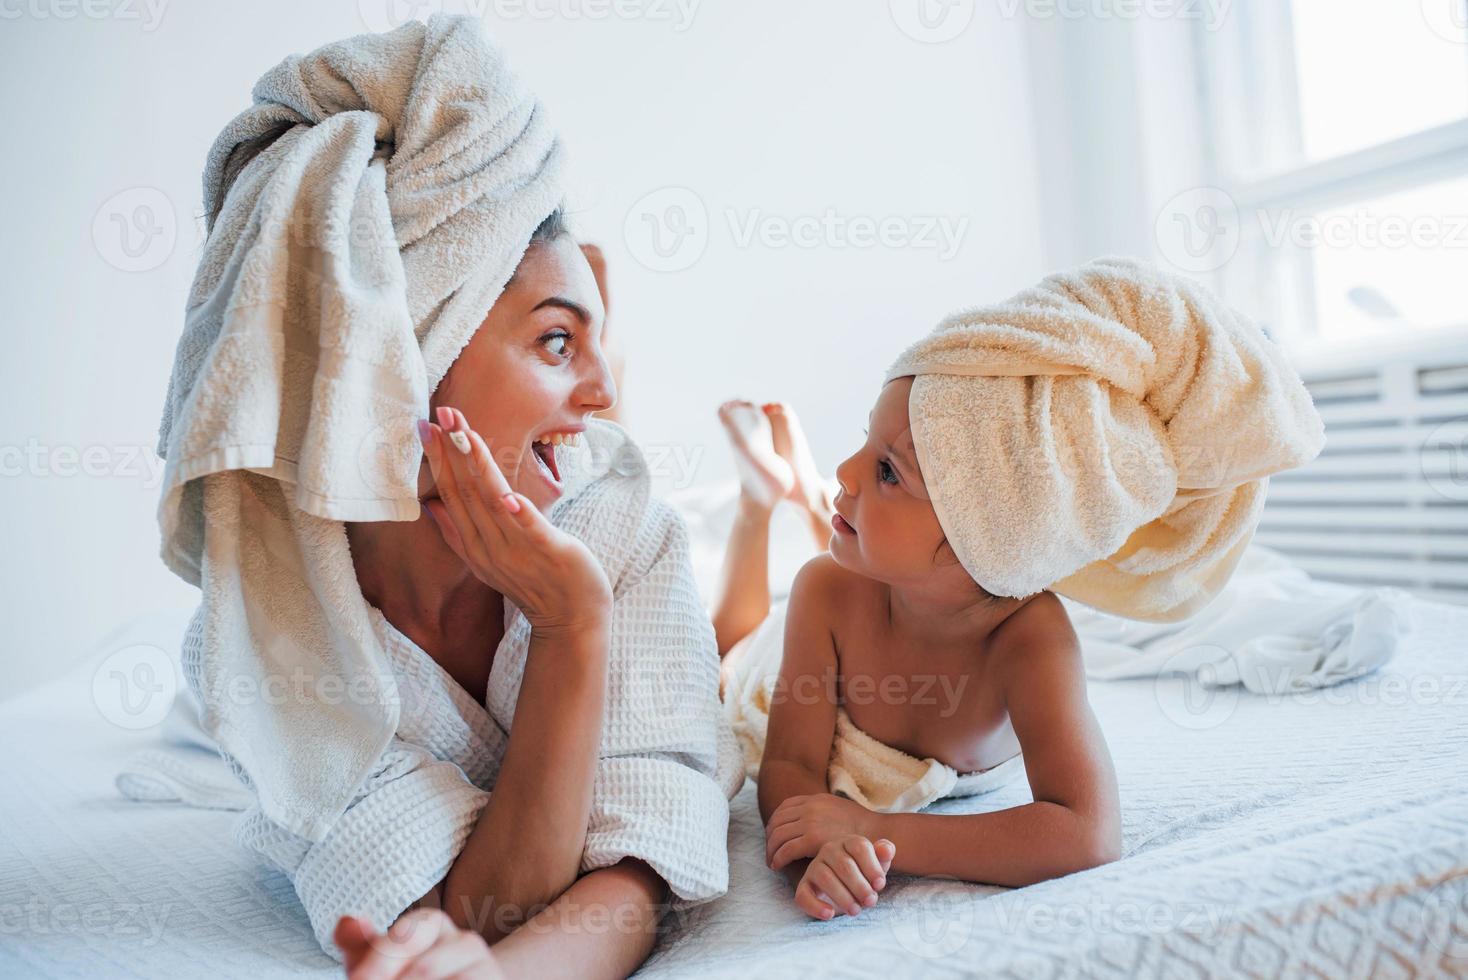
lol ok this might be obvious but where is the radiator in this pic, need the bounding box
[1255,338,1468,605]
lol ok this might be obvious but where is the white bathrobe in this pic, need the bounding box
[140,421,744,958]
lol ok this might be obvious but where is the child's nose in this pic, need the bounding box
[834,453,859,496]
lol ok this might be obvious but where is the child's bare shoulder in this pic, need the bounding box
[987,592,1083,685]
[788,553,881,614]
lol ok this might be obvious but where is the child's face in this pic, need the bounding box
[829,377,959,586]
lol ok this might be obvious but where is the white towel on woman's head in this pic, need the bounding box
[885,257,1326,623]
[153,14,565,841]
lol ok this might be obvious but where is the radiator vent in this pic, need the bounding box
[1257,340,1468,606]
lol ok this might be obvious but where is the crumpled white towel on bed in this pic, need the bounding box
[1066,546,1412,692]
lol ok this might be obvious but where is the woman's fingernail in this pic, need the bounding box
[448,430,471,455]
[501,493,521,514]
[436,406,454,429]
[416,420,433,447]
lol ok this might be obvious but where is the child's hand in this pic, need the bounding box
[334,909,505,980]
[794,835,896,920]
[766,793,878,870]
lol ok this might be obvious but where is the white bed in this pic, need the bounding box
[4,491,1467,977]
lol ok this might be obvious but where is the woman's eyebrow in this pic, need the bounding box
[532,296,592,325]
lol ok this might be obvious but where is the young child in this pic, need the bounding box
[714,258,1325,921]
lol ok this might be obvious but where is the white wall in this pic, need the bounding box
[0,0,1049,696]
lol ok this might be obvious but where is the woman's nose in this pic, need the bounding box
[574,345,617,414]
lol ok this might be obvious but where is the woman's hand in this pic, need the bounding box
[335,910,504,980]
[793,836,896,921]
[419,406,612,636]
[765,793,881,870]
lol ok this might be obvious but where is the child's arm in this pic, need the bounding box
[757,557,874,913]
[867,599,1122,886]
[756,558,842,826]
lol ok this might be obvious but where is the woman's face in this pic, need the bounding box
[829,377,961,587]
[424,235,615,513]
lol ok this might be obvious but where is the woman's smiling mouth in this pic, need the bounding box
[530,429,584,488]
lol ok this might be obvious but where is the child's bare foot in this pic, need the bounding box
[763,402,835,522]
[763,399,833,548]
[719,399,794,511]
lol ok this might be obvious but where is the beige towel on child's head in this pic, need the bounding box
[884,258,1325,623]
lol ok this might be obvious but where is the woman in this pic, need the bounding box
[154,16,737,978]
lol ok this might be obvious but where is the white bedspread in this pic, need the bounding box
[4,514,1467,976]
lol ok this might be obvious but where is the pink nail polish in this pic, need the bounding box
[436,406,453,429]
[416,420,433,447]
[501,493,521,514]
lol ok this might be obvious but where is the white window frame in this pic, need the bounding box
[1189,1,1468,354]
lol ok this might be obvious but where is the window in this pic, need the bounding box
[1192,0,1468,347]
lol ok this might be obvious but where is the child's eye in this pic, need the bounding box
[540,330,572,357]
[877,459,899,485]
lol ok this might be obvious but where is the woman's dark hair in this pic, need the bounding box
[206,121,297,233]
[528,206,571,245]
